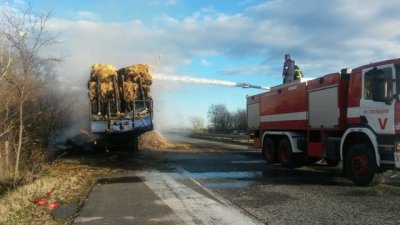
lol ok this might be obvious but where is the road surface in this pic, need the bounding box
[74,134,400,225]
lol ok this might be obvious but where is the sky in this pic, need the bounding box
[5,0,400,129]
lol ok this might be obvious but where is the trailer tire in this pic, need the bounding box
[345,144,379,186]
[262,138,276,163]
[278,139,296,168]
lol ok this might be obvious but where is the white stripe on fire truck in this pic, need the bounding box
[347,107,360,118]
[260,111,307,122]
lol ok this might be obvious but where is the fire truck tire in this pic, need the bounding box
[278,139,296,168]
[262,138,276,163]
[345,144,379,186]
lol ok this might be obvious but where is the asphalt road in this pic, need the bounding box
[74,134,400,225]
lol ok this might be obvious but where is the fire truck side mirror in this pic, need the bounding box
[340,68,352,80]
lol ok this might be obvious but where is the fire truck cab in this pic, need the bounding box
[247,58,400,186]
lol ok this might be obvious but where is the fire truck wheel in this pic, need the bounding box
[262,138,276,163]
[345,144,379,186]
[278,139,295,168]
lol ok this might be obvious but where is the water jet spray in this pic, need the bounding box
[153,74,269,90]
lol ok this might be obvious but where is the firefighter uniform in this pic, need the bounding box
[282,54,295,83]
[294,65,303,81]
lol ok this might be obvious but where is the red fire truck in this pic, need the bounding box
[247,58,400,186]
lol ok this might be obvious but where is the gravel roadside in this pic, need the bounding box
[210,168,400,225]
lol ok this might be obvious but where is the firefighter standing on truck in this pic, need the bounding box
[294,64,303,81]
[282,54,295,83]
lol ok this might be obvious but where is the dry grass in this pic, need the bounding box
[0,132,197,224]
[139,131,190,151]
[0,158,122,225]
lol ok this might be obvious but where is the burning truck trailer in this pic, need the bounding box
[88,64,153,151]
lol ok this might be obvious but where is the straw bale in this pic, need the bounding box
[123,81,138,101]
[88,81,97,100]
[90,64,117,82]
[139,131,173,150]
[141,71,152,83]
[99,82,114,98]
[139,131,191,150]
[119,64,152,83]
[143,86,151,98]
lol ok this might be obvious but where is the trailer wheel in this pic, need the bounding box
[262,138,276,163]
[278,139,296,168]
[345,144,379,186]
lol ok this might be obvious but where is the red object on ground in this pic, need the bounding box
[33,190,58,210]
[47,202,59,209]
[34,198,47,206]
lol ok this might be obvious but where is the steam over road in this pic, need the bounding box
[75,134,400,225]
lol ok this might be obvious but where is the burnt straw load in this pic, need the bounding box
[88,64,152,119]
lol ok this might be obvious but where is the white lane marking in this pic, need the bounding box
[231,160,265,164]
[190,171,263,179]
[122,216,135,220]
[204,181,253,189]
[75,217,103,223]
[141,170,262,225]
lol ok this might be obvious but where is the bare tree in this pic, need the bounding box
[0,37,12,79]
[207,104,232,133]
[231,109,247,131]
[0,3,12,80]
[188,116,204,134]
[1,4,60,183]
[30,79,74,143]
